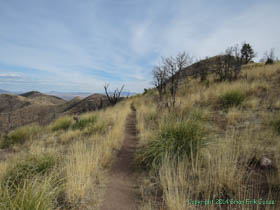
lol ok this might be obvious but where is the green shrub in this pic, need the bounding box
[50,116,72,132]
[219,90,245,109]
[137,120,207,170]
[0,124,42,149]
[72,115,97,130]
[3,154,56,188]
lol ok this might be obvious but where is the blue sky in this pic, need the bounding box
[0,0,279,93]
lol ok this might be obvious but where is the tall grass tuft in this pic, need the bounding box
[50,116,72,132]
[3,154,56,188]
[0,175,61,210]
[72,115,97,130]
[137,119,207,170]
[219,90,245,109]
[0,124,42,149]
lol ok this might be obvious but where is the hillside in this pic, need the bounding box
[20,91,66,105]
[0,91,110,132]
[63,93,110,114]
[0,89,11,94]
[134,61,280,209]
[0,62,279,210]
[0,94,31,113]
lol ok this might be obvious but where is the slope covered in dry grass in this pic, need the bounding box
[0,62,280,210]
[0,100,131,209]
[134,62,280,210]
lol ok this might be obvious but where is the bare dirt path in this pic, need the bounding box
[100,105,138,210]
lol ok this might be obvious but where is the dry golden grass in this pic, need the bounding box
[226,107,244,125]
[1,62,279,209]
[0,98,131,209]
[136,62,280,210]
[64,100,131,206]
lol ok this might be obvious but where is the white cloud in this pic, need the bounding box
[0,0,279,92]
[0,72,22,78]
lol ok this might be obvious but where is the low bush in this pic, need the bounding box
[137,120,207,170]
[3,154,56,188]
[219,90,245,109]
[0,124,42,149]
[50,116,72,132]
[72,115,97,130]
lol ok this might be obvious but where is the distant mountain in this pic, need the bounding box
[47,91,137,100]
[0,94,31,113]
[63,93,109,114]
[20,91,65,105]
[47,91,92,100]
[119,91,137,97]
[0,89,11,94]
[0,91,112,132]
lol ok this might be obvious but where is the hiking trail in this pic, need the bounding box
[100,105,138,210]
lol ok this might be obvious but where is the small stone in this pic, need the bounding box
[260,156,272,168]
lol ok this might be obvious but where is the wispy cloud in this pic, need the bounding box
[0,0,279,93]
[0,72,22,78]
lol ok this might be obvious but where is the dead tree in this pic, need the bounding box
[104,83,124,105]
[264,48,276,65]
[164,52,191,108]
[153,52,191,108]
[193,57,210,82]
[214,45,242,82]
[152,65,168,102]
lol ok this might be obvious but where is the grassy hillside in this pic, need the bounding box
[0,62,279,209]
[0,100,131,209]
[134,62,280,210]
[0,92,109,133]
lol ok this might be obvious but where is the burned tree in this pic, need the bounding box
[153,52,192,108]
[214,45,243,82]
[152,65,168,102]
[164,52,191,107]
[193,57,210,82]
[230,45,243,80]
[104,83,124,105]
[264,48,276,65]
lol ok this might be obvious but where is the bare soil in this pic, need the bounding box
[100,105,139,210]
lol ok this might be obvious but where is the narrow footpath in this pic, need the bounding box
[100,105,138,210]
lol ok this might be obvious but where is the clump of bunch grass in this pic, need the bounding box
[137,119,207,170]
[3,154,57,188]
[0,176,61,210]
[0,124,42,149]
[219,90,245,109]
[50,116,73,132]
[72,115,97,130]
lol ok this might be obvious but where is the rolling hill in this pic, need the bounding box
[0,91,111,132]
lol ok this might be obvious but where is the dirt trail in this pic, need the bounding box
[100,105,138,210]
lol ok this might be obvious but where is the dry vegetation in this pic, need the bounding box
[0,62,280,210]
[0,100,131,209]
[135,62,280,210]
